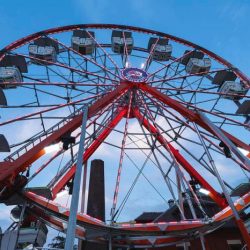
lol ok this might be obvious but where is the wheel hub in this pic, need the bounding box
[121,67,148,83]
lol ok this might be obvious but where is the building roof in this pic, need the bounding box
[135,194,221,223]
[135,212,162,223]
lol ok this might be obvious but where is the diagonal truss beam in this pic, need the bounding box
[198,111,250,170]
[133,107,227,208]
[51,107,127,198]
[0,83,130,186]
[138,83,250,152]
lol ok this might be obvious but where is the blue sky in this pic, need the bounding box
[0,0,249,75]
[0,0,250,245]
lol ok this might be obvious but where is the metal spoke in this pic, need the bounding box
[110,92,132,222]
[86,30,121,76]
[48,36,121,81]
[147,50,194,79]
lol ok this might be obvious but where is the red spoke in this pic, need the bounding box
[0,83,130,186]
[136,93,222,218]
[86,30,121,76]
[138,83,250,151]
[147,50,194,79]
[0,93,104,126]
[148,68,225,84]
[144,90,249,128]
[146,95,246,169]
[133,107,227,208]
[154,86,250,99]
[51,107,127,198]
[14,52,118,82]
[0,81,116,87]
[122,31,130,66]
[111,92,133,221]
[177,99,250,128]
[48,36,122,81]
[48,98,122,190]
[143,37,159,71]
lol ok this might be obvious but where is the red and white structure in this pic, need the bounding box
[0,24,249,249]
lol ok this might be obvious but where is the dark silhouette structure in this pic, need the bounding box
[87,159,105,221]
[80,159,106,250]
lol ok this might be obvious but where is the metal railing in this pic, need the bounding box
[4,107,85,162]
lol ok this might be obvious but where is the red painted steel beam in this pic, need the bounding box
[138,84,250,152]
[16,52,114,83]
[0,84,130,186]
[0,94,104,127]
[51,107,127,198]
[148,68,225,84]
[133,108,227,208]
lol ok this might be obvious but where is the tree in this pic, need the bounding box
[48,235,65,249]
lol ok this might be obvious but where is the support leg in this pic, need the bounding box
[193,122,250,249]
[65,106,88,250]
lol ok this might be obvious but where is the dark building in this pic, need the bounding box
[80,162,249,250]
[134,193,249,250]
[80,159,107,250]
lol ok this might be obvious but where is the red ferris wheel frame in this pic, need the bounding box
[0,24,249,248]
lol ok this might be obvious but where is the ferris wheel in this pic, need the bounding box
[0,24,249,249]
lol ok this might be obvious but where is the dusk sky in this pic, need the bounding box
[0,0,249,75]
[0,0,249,246]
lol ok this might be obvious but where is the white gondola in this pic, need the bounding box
[213,70,237,85]
[111,30,133,54]
[181,50,204,65]
[218,81,248,100]
[186,58,211,74]
[29,44,57,63]
[0,55,27,88]
[28,38,59,64]
[148,37,172,61]
[71,30,95,55]
[0,66,22,88]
